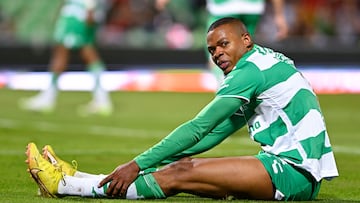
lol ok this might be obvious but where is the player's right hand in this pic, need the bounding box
[98,160,140,198]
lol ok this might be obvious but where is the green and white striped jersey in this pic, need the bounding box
[206,0,265,16]
[59,0,106,22]
[217,44,339,181]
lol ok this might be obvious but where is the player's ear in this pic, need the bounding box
[242,33,252,48]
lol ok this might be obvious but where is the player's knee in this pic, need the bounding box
[154,160,195,195]
[168,159,195,173]
[168,160,196,192]
[162,159,197,184]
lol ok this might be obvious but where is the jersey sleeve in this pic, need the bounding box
[134,97,245,169]
[217,62,264,103]
[160,112,247,165]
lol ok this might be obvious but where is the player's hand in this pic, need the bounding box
[86,10,95,25]
[274,15,288,41]
[98,160,140,198]
[155,0,170,11]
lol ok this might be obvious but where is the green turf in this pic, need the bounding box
[0,89,359,203]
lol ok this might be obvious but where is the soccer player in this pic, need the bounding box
[19,0,113,116]
[26,17,338,201]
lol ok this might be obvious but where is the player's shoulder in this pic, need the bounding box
[222,64,264,92]
[231,59,263,78]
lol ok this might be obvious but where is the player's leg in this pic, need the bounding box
[29,146,273,200]
[27,143,110,197]
[18,45,69,113]
[154,156,274,200]
[46,44,69,99]
[79,44,112,116]
[27,142,161,198]
[153,154,321,201]
[29,143,270,200]
[19,15,73,113]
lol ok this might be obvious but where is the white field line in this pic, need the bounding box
[0,147,147,156]
[0,118,167,138]
[0,118,359,155]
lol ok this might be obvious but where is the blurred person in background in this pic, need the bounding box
[19,0,113,116]
[291,0,360,47]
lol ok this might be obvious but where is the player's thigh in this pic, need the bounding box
[53,17,91,49]
[194,156,273,196]
[161,156,274,199]
[256,152,321,201]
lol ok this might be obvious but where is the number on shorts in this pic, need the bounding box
[271,160,284,174]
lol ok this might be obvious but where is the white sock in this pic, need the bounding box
[38,85,57,103]
[57,173,147,199]
[58,175,109,197]
[94,87,110,105]
[125,182,139,199]
[74,171,107,179]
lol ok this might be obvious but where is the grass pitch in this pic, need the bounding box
[0,89,359,203]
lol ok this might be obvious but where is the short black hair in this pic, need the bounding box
[207,17,241,33]
[207,17,248,33]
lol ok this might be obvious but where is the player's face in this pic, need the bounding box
[207,24,252,75]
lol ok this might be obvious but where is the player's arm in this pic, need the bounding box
[84,0,96,24]
[271,0,288,40]
[134,96,246,169]
[160,112,246,165]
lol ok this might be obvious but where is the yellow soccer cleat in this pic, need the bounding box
[25,142,64,198]
[42,145,77,176]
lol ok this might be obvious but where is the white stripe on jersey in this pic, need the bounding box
[293,110,326,141]
[207,0,265,15]
[246,51,279,71]
[258,72,315,109]
[260,110,325,153]
[297,151,339,181]
[318,152,339,179]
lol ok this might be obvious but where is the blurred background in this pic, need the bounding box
[0,0,360,93]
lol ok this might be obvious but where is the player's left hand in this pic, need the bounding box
[98,160,140,198]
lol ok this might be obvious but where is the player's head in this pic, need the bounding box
[207,17,253,75]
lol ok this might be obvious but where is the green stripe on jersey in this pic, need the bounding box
[284,89,321,126]
[278,149,303,164]
[253,116,288,146]
[300,131,333,159]
[261,64,297,92]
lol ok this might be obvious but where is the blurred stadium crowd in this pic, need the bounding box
[0,0,360,50]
